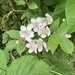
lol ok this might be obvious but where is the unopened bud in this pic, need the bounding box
[16,40,19,44]
[62,18,65,22]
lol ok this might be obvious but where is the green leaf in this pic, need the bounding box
[0,49,9,70]
[16,43,26,55]
[33,0,40,7]
[2,32,9,44]
[52,1,65,20]
[7,56,51,75]
[58,35,74,54]
[42,4,50,16]
[28,1,38,9]
[6,30,20,39]
[56,21,68,34]
[6,40,17,51]
[48,34,59,54]
[21,9,34,19]
[65,0,75,33]
[0,71,6,75]
[50,18,59,32]
[0,50,9,75]
[43,0,56,6]
[14,0,26,5]
[50,60,74,75]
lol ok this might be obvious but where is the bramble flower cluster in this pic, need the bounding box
[20,13,53,53]
[19,14,72,54]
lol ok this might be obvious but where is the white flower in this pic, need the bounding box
[20,26,34,41]
[29,17,42,32]
[37,26,51,38]
[26,38,49,53]
[35,38,49,52]
[44,13,53,25]
[26,40,37,53]
[65,34,71,38]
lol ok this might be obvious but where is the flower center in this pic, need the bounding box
[34,22,38,26]
[37,41,42,46]
[42,29,47,34]
[22,30,29,35]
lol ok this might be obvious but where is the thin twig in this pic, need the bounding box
[8,0,16,17]
[2,10,25,20]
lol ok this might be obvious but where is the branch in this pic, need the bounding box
[1,9,25,28]
[8,0,14,11]
[8,0,17,18]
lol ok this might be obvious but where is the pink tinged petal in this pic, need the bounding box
[28,49,34,53]
[41,34,46,38]
[29,31,34,37]
[31,18,36,23]
[38,46,43,52]
[27,24,33,31]
[20,26,26,31]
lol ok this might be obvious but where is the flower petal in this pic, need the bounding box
[20,32,25,38]
[41,34,46,38]
[20,26,26,31]
[45,47,49,52]
[29,31,34,37]
[26,43,30,48]
[34,48,37,54]
[27,24,33,30]
[43,42,47,48]
[38,46,43,52]
[31,18,36,23]
[28,49,33,53]
[36,17,42,23]
[33,26,39,32]
[46,26,51,36]
[25,35,31,41]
